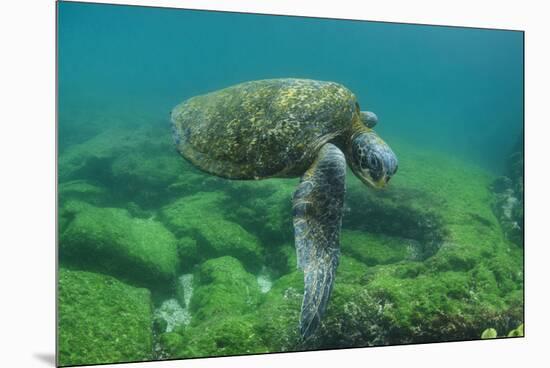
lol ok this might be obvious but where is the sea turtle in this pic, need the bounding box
[171,78,398,338]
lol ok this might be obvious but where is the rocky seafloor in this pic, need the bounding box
[57,117,524,366]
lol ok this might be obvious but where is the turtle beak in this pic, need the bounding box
[357,173,389,189]
[372,174,393,189]
[374,176,388,188]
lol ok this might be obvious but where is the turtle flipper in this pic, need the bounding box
[292,143,346,339]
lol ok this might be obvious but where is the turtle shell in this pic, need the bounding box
[171,78,359,179]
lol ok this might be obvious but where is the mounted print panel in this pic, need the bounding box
[56,1,524,366]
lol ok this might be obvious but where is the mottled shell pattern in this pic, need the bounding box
[171,78,362,179]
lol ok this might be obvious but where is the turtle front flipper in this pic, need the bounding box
[292,143,346,339]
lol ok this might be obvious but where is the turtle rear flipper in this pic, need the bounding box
[292,143,346,339]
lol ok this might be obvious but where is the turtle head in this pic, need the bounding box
[348,130,398,189]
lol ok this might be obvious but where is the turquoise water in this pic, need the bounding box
[57,2,524,366]
[58,2,523,170]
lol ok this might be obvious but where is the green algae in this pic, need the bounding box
[341,230,414,265]
[169,316,269,358]
[491,137,524,247]
[58,125,196,209]
[507,323,524,337]
[190,256,262,322]
[60,205,178,288]
[327,141,523,343]
[110,152,185,205]
[158,257,268,358]
[159,332,183,355]
[480,323,524,339]
[295,257,388,348]
[225,179,297,244]
[253,271,303,351]
[160,194,263,272]
[481,328,498,339]
[59,180,109,206]
[59,128,146,183]
[58,268,153,366]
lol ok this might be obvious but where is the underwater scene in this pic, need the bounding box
[57,2,524,366]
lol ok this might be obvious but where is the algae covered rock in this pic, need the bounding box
[304,256,391,348]
[225,179,296,244]
[58,199,94,234]
[489,136,523,247]
[481,328,498,339]
[58,181,109,232]
[507,323,524,337]
[168,316,269,358]
[55,123,524,357]
[60,205,178,288]
[160,194,263,272]
[314,284,391,348]
[424,241,479,272]
[254,271,303,352]
[491,176,523,247]
[59,180,109,207]
[190,256,262,322]
[58,128,146,183]
[58,125,191,208]
[158,257,267,359]
[315,142,524,346]
[158,332,184,357]
[480,323,523,339]
[58,268,153,366]
[355,264,518,344]
[341,230,418,266]
[110,151,185,206]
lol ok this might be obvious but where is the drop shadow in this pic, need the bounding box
[33,353,56,366]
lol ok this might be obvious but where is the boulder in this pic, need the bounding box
[253,271,303,352]
[225,179,296,244]
[58,268,153,366]
[110,151,186,207]
[164,316,269,359]
[160,194,263,272]
[60,205,178,289]
[190,256,262,322]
